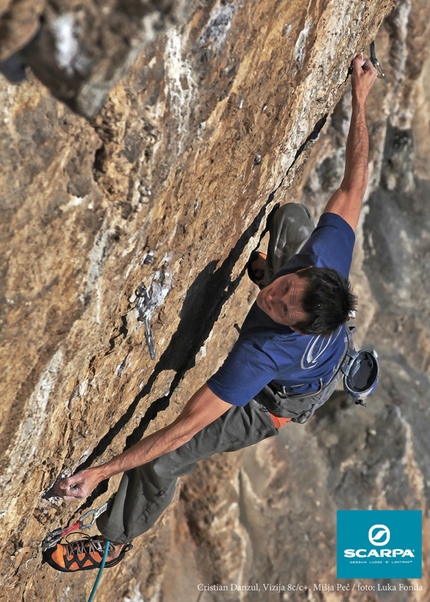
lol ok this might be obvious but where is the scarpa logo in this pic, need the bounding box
[368,524,390,546]
[336,510,422,579]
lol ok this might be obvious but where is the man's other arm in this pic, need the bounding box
[323,55,377,232]
[55,385,231,501]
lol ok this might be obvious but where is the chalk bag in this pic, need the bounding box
[341,348,380,406]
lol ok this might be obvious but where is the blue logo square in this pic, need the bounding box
[337,510,422,579]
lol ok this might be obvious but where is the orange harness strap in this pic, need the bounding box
[269,413,292,428]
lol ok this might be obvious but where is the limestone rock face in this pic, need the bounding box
[0,0,44,61]
[3,0,430,601]
[0,0,188,115]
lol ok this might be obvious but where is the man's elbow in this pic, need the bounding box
[170,385,231,450]
[340,175,367,197]
[170,415,203,449]
[175,431,196,448]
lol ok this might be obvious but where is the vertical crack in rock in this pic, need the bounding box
[292,114,328,165]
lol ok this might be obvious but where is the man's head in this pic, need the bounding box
[256,266,357,336]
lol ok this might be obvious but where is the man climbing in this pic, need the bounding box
[46,54,377,571]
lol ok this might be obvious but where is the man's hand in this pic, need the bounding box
[351,54,378,105]
[54,467,102,501]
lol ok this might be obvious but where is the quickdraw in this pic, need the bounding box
[135,283,156,360]
[41,503,108,552]
[347,42,386,79]
[369,41,385,78]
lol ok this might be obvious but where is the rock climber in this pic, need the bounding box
[45,54,377,572]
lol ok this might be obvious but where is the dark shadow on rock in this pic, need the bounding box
[68,203,267,511]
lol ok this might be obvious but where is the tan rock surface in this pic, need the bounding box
[0,0,189,115]
[3,0,430,601]
[0,0,44,61]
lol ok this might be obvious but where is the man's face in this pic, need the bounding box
[256,272,310,330]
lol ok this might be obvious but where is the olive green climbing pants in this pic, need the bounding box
[97,399,277,543]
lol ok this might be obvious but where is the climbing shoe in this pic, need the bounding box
[43,534,132,572]
[247,250,267,289]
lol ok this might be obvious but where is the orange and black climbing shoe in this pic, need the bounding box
[43,534,132,572]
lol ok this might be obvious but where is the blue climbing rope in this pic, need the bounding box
[87,539,110,602]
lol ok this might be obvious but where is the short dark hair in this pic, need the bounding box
[247,250,263,284]
[293,267,357,336]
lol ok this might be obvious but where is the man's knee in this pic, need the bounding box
[272,202,313,225]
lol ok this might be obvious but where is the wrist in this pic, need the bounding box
[91,463,111,483]
[352,95,366,110]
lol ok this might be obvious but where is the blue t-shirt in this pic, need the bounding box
[207,212,355,406]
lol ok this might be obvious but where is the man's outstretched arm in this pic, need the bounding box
[323,55,378,232]
[55,384,231,501]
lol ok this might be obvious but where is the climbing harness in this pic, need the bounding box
[256,328,380,424]
[42,502,108,551]
[369,41,385,78]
